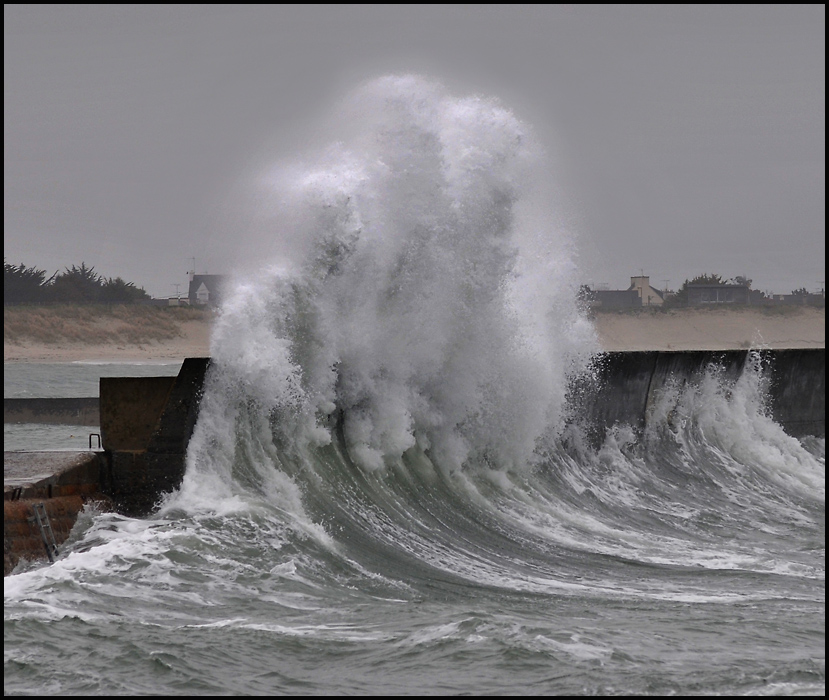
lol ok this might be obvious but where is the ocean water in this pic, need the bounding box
[3,362,183,452]
[4,76,824,696]
[3,361,183,400]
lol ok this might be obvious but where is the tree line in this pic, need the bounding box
[4,260,150,304]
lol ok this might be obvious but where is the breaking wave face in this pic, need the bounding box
[182,74,597,500]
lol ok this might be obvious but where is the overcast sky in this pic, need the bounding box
[4,5,825,298]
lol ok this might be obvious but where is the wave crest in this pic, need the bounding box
[192,74,597,478]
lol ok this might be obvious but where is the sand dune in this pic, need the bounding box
[592,306,825,352]
[4,315,212,363]
[3,305,824,363]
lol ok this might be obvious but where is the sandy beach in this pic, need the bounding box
[591,306,825,352]
[3,305,824,363]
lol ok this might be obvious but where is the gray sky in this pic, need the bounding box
[4,5,825,298]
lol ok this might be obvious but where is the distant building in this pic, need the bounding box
[188,275,226,307]
[582,271,822,309]
[772,292,826,307]
[587,288,642,309]
[145,297,190,307]
[628,276,665,307]
[581,275,666,309]
[687,282,750,305]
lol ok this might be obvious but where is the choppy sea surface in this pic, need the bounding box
[3,362,182,451]
[5,75,824,695]
[4,360,825,696]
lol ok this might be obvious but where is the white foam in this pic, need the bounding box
[184,74,596,491]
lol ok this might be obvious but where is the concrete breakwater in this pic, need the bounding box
[4,358,209,575]
[4,350,825,575]
[580,348,825,446]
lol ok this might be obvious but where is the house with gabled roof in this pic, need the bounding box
[188,274,226,307]
[581,274,667,309]
[628,275,665,307]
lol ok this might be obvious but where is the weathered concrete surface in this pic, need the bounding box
[4,397,100,425]
[4,496,89,576]
[4,450,106,497]
[99,376,176,451]
[4,451,111,575]
[764,348,826,438]
[580,348,825,445]
[102,357,210,515]
[145,358,210,455]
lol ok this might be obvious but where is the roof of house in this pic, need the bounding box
[188,274,226,302]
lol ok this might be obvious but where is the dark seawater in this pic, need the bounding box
[3,361,183,400]
[3,362,183,452]
[5,76,824,696]
[4,389,825,695]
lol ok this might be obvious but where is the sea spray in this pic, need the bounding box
[5,75,824,700]
[643,350,826,502]
[183,74,597,500]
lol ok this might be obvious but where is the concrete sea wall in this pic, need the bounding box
[4,350,824,574]
[581,348,825,444]
[4,358,209,574]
